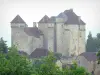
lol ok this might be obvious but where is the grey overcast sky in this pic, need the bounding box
[0,0,100,47]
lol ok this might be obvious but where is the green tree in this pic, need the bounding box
[0,45,33,75]
[86,32,95,52]
[54,52,62,60]
[32,52,90,75]
[96,33,100,51]
[97,33,100,39]
[86,32,100,52]
[0,37,8,53]
[0,39,90,75]
[97,50,100,64]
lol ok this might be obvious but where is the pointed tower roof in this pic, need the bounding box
[39,15,50,23]
[64,9,86,25]
[11,15,26,23]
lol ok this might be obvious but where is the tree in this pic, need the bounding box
[97,33,100,39]
[32,52,90,75]
[0,45,33,75]
[0,37,8,53]
[0,39,90,75]
[86,32,95,52]
[97,50,100,64]
[86,32,100,52]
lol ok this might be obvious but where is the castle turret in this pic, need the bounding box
[11,15,28,28]
[10,15,28,46]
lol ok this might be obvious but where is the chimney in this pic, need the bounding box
[69,8,73,12]
[33,22,37,27]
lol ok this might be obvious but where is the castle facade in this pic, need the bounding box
[11,9,86,56]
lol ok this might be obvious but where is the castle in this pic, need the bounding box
[10,9,86,57]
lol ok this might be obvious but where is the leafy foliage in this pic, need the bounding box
[32,52,90,75]
[97,50,100,64]
[0,38,90,75]
[0,37,8,53]
[86,32,100,52]
[54,52,62,60]
[0,45,33,75]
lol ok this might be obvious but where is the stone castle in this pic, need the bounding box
[10,9,86,56]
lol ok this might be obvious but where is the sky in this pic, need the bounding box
[0,0,100,47]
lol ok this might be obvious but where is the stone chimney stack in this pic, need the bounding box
[33,22,37,27]
[69,8,73,12]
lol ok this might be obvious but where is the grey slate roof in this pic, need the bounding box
[11,15,26,23]
[29,48,48,58]
[24,27,43,38]
[64,9,85,25]
[39,15,50,23]
[79,52,97,61]
[57,12,68,22]
[39,9,86,25]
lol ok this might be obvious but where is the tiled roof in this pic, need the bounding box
[39,15,50,23]
[24,27,43,38]
[29,48,48,58]
[11,15,26,23]
[79,52,97,61]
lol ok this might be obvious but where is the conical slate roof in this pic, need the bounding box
[11,15,26,23]
[39,15,50,23]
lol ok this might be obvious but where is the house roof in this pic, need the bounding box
[24,27,43,38]
[79,52,97,61]
[39,15,50,23]
[11,15,26,23]
[29,48,48,58]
